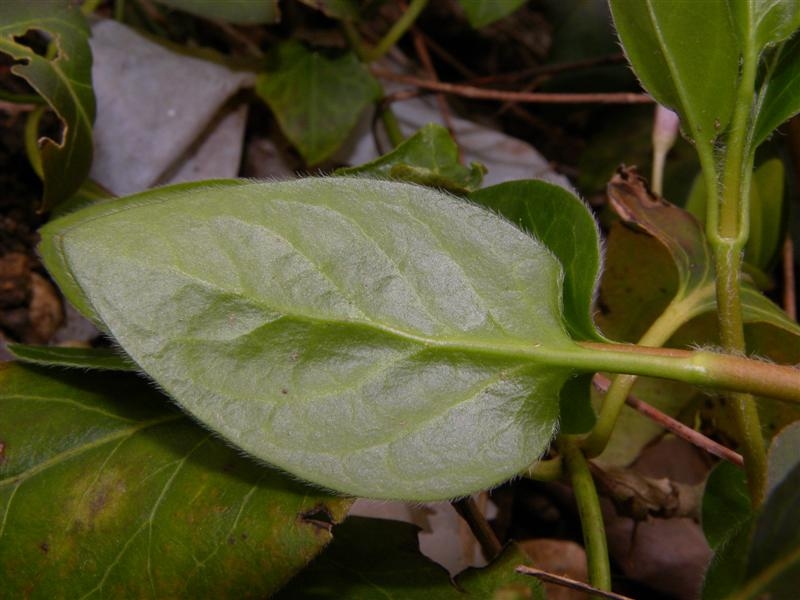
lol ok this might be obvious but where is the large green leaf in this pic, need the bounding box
[256,42,381,165]
[609,0,739,144]
[277,517,545,598]
[40,178,579,500]
[753,33,800,148]
[0,0,95,210]
[337,123,485,194]
[153,0,280,23]
[0,363,351,597]
[456,0,527,28]
[470,180,604,342]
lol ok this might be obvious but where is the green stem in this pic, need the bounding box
[81,0,103,15]
[559,437,611,593]
[380,105,405,147]
[340,18,405,148]
[114,0,126,21]
[584,292,704,457]
[707,15,766,506]
[363,0,429,62]
[551,343,800,405]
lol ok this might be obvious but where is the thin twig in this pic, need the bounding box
[411,26,458,150]
[451,496,503,560]
[371,68,654,104]
[593,374,744,468]
[515,566,634,600]
[783,237,796,321]
[466,52,628,87]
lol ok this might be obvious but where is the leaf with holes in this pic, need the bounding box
[0,363,351,597]
[40,178,583,500]
[0,0,95,209]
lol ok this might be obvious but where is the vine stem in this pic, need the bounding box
[559,437,611,593]
[709,11,766,506]
[451,496,502,560]
[363,0,429,63]
[546,343,800,405]
[583,291,702,457]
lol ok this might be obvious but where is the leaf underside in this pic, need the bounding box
[40,178,580,500]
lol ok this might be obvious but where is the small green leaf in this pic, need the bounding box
[0,363,351,597]
[746,158,785,271]
[256,42,381,165]
[336,123,486,194]
[457,0,527,28]
[41,178,578,500]
[702,462,752,551]
[6,343,135,371]
[609,0,739,144]
[753,33,800,148]
[470,179,604,342]
[0,0,95,209]
[153,0,280,23]
[728,1,800,49]
[277,517,545,598]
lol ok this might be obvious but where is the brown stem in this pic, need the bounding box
[515,566,634,600]
[451,496,502,560]
[783,236,796,321]
[371,69,654,104]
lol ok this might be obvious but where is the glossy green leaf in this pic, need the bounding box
[256,42,381,165]
[609,0,739,144]
[6,343,135,371]
[0,0,95,209]
[470,180,604,342]
[746,158,785,271]
[277,517,544,598]
[753,33,800,148]
[766,421,800,496]
[739,461,800,599]
[337,124,485,194]
[153,0,280,23]
[40,178,579,500]
[702,462,752,551]
[456,0,527,28]
[0,363,351,597]
[727,0,800,47]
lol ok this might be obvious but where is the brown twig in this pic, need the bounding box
[783,236,797,321]
[371,68,654,104]
[465,52,628,87]
[451,496,503,560]
[410,27,458,145]
[515,566,634,600]
[593,374,744,468]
